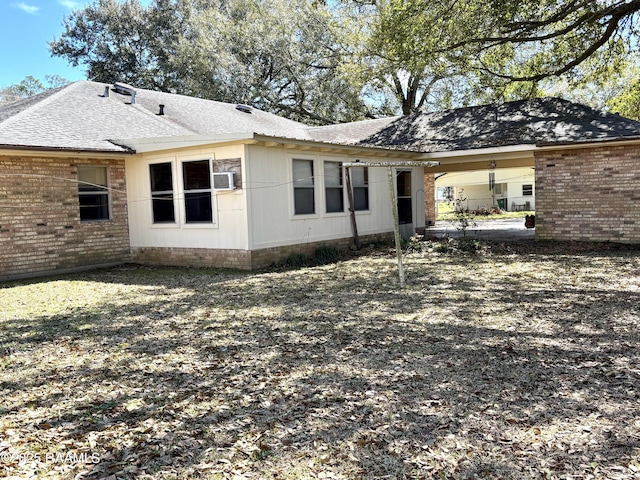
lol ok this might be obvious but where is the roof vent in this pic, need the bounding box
[235,104,253,114]
[158,104,165,115]
[113,82,137,104]
[103,86,110,97]
[113,82,135,95]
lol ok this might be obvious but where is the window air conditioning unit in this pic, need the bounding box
[213,171,236,190]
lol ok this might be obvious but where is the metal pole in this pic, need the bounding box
[387,166,405,288]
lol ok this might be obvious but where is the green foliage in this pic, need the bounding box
[452,194,477,238]
[434,238,484,255]
[49,0,371,124]
[281,252,308,269]
[0,75,70,105]
[363,0,640,112]
[277,244,342,269]
[607,72,640,121]
[312,245,341,265]
[46,0,640,120]
[402,233,424,254]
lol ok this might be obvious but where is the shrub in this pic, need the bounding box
[453,194,477,237]
[403,233,425,253]
[281,252,307,269]
[434,238,484,254]
[313,245,341,265]
[469,206,504,216]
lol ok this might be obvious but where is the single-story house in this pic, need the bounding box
[2,82,640,280]
[0,81,428,280]
[435,167,536,212]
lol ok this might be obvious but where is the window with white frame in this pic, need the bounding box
[293,159,315,215]
[149,162,175,223]
[77,165,110,221]
[324,161,344,213]
[523,184,533,196]
[350,166,369,211]
[182,160,213,223]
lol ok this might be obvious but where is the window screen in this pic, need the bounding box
[324,162,344,213]
[293,159,315,215]
[78,166,109,221]
[183,160,212,223]
[150,163,175,223]
[351,166,369,211]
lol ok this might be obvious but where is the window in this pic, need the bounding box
[397,170,412,224]
[350,166,369,211]
[78,166,109,221]
[293,159,315,215]
[183,160,213,223]
[324,161,344,213]
[150,163,175,223]
[523,184,533,196]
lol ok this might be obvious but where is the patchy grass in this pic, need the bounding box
[1,243,639,479]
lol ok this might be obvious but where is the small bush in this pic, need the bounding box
[281,252,307,269]
[434,239,456,253]
[457,238,483,252]
[434,238,485,254]
[313,245,341,265]
[469,206,504,216]
[403,233,425,253]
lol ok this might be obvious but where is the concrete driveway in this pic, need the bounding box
[424,217,535,241]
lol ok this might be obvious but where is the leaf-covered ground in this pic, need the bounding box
[1,241,639,479]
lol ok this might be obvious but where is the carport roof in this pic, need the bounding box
[307,97,640,153]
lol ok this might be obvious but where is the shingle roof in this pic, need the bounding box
[0,81,311,152]
[308,97,640,152]
[2,82,640,154]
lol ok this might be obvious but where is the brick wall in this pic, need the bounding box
[0,155,130,280]
[423,172,436,225]
[133,247,253,270]
[132,232,394,270]
[248,232,394,269]
[535,144,640,243]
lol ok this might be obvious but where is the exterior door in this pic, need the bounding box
[396,170,413,237]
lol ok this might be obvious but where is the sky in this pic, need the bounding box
[0,1,148,88]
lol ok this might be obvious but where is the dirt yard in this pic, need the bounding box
[1,241,639,479]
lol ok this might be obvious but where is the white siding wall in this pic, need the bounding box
[437,167,535,211]
[246,145,425,249]
[126,145,249,250]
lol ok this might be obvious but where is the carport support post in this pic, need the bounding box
[387,166,405,288]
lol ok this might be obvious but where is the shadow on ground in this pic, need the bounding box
[1,247,639,479]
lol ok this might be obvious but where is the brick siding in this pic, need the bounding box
[132,232,394,270]
[535,144,640,243]
[423,173,436,226]
[0,155,130,280]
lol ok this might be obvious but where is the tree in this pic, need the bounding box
[177,0,371,123]
[0,75,70,104]
[607,70,640,120]
[49,0,640,120]
[364,0,640,113]
[49,0,189,92]
[49,0,372,124]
